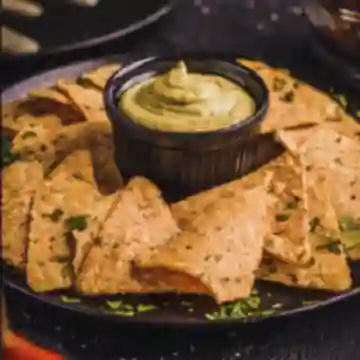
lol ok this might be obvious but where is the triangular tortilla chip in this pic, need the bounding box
[238,59,352,133]
[257,248,352,292]
[1,161,43,269]
[279,127,360,259]
[26,153,103,292]
[80,63,121,90]
[76,177,179,294]
[72,192,121,276]
[28,88,71,106]
[262,151,312,265]
[299,128,359,217]
[56,80,108,123]
[257,166,352,291]
[135,185,268,304]
[48,149,96,186]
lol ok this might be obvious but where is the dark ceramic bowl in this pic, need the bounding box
[104,54,270,200]
[305,1,360,61]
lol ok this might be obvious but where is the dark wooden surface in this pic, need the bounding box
[2,1,360,359]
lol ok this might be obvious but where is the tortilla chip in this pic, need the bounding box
[280,127,360,217]
[135,185,268,304]
[49,149,96,186]
[171,168,273,226]
[80,63,121,90]
[56,80,108,123]
[48,122,122,194]
[72,192,120,275]
[1,161,43,269]
[76,177,179,294]
[11,124,58,172]
[260,151,312,265]
[26,155,103,292]
[238,59,351,133]
[28,88,71,106]
[257,248,352,292]
[325,114,360,143]
[21,121,113,175]
[257,162,352,291]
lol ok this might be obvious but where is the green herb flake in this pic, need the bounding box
[249,309,275,317]
[21,130,37,139]
[66,215,88,231]
[339,215,360,231]
[275,213,291,222]
[112,310,135,317]
[356,110,360,118]
[246,296,261,309]
[336,94,348,108]
[137,304,157,313]
[205,313,218,320]
[1,135,18,168]
[61,295,81,304]
[106,300,123,309]
[340,231,360,251]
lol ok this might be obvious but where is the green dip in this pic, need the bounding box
[119,61,256,132]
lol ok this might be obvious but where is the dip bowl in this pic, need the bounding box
[104,54,270,200]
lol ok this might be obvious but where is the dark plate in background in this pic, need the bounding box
[1,0,174,57]
[2,56,360,328]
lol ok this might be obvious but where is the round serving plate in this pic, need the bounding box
[1,0,175,58]
[2,56,360,328]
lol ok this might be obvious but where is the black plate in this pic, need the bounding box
[2,56,360,328]
[1,0,174,57]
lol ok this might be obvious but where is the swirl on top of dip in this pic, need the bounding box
[119,61,256,132]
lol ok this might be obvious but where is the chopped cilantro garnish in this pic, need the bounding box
[112,310,135,316]
[336,94,348,108]
[339,216,360,231]
[204,293,262,320]
[246,296,261,309]
[205,313,217,320]
[66,215,88,231]
[340,230,360,251]
[1,134,18,168]
[106,300,123,309]
[249,309,275,317]
[61,295,81,304]
[137,304,157,313]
